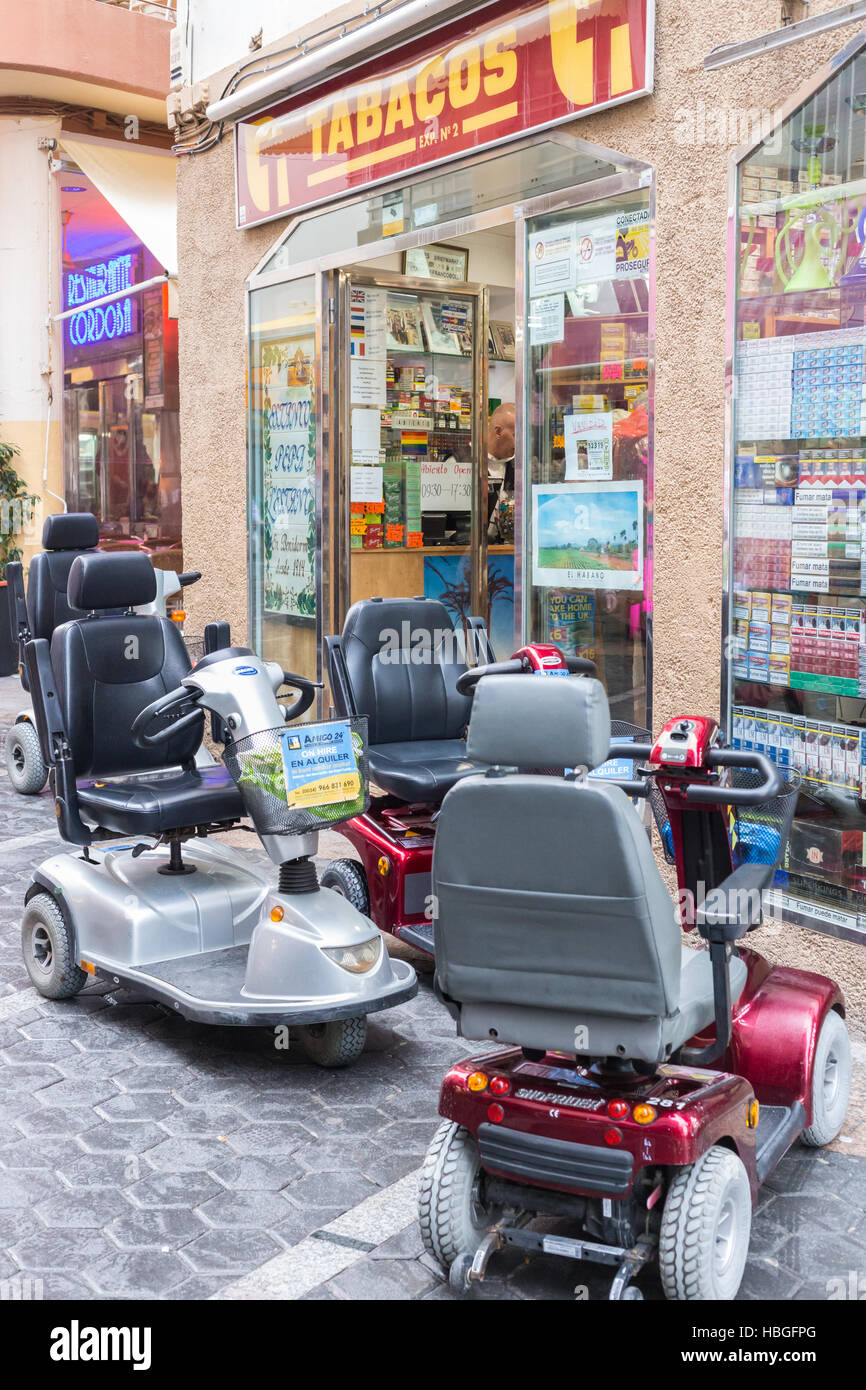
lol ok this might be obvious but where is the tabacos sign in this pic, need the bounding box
[236,0,653,229]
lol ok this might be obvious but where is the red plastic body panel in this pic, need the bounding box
[693,947,844,1117]
[512,643,569,673]
[439,953,845,1200]
[440,1053,758,1199]
[337,811,433,944]
[650,714,719,769]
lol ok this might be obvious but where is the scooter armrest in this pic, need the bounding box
[24,638,64,765]
[695,862,774,939]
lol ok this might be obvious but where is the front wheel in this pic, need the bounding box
[659,1145,752,1300]
[320,859,371,916]
[296,1015,367,1067]
[21,894,87,1000]
[801,1010,851,1147]
[419,1120,500,1273]
[5,720,47,795]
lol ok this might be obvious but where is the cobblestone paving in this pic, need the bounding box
[1,678,864,1301]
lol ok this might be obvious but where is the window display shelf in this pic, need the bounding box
[725,43,866,943]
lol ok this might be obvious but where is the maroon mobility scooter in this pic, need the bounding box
[323,597,601,955]
[419,673,851,1300]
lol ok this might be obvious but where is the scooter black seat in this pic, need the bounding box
[27,513,100,640]
[76,766,244,836]
[328,596,489,805]
[368,739,480,802]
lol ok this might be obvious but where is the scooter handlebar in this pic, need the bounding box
[279,671,321,722]
[456,654,597,695]
[131,685,203,747]
[455,659,525,694]
[178,571,201,588]
[683,749,784,806]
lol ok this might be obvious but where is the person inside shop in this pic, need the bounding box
[487,401,515,544]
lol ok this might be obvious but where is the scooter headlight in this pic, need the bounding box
[322,937,382,974]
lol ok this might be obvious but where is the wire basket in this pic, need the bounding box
[729,766,800,872]
[223,716,370,837]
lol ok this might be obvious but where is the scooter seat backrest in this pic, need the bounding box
[26,512,100,640]
[433,675,682,1057]
[50,551,200,778]
[341,597,472,745]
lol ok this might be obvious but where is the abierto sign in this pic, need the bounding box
[235,0,653,229]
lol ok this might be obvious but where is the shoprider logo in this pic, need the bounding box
[50,1320,152,1371]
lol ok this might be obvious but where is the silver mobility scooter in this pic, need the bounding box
[5,511,204,795]
[20,551,416,1067]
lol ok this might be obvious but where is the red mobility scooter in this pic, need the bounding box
[420,673,851,1300]
[324,597,599,954]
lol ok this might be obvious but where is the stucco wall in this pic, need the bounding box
[176,3,866,1030]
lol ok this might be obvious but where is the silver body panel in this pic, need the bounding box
[32,838,415,1025]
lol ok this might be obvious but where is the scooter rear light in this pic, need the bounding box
[606,1100,628,1119]
[604,1127,623,1146]
[632,1103,656,1125]
[489,1076,511,1096]
[487,1103,505,1123]
[171,609,186,624]
[467,1072,489,1092]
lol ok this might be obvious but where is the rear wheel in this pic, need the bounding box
[296,1015,367,1067]
[5,721,46,795]
[21,894,87,1000]
[659,1145,752,1300]
[419,1120,500,1273]
[320,859,370,916]
[801,1010,851,1147]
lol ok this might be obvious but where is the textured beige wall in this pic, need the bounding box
[176,3,866,1031]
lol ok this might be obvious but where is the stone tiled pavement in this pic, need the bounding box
[1,675,865,1301]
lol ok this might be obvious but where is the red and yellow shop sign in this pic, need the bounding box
[235,0,653,229]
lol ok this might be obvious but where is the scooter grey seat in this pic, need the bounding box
[432,674,747,1066]
[76,766,243,836]
[333,597,487,803]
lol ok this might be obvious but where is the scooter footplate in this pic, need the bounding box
[95,947,417,1026]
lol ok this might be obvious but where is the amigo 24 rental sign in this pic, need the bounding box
[236,0,654,228]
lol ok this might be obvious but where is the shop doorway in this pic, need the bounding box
[247,134,653,722]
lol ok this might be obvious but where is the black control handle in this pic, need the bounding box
[455,659,525,694]
[178,571,201,588]
[280,671,322,722]
[563,656,597,675]
[683,750,783,806]
[131,685,203,747]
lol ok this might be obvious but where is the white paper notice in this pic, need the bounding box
[564,411,613,480]
[351,357,386,405]
[529,224,576,295]
[420,457,473,512]
[575,216,617,284]
[529,294,565,345]
[350,465,384,504]
[351,407,381,463]
[363,287,387,361]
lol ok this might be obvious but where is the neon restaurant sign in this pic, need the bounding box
[235,0,654,229]
[65,253,140,348]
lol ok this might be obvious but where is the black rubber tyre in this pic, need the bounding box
[659,1145,752,1300]
[801,1010,851,1147]
[296,1015,367,1067]
[21,893,87,1000]
[5,720,47,795]
[419,1120,500,1272]
[320,859,371,916]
